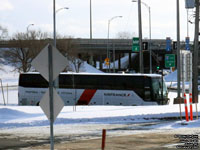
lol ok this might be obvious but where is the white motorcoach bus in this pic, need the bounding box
[18,72,169,106]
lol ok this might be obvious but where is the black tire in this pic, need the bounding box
[36,102,40,106]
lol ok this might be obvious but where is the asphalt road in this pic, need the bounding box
[0,121,199,150]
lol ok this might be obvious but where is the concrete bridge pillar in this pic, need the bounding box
[129,52,132,69]
[89,54,94,66]
[99,55,103,70]
[118,53,121,70]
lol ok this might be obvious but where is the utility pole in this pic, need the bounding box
[192,0,199,112]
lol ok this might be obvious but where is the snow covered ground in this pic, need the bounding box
[0,105,200,130]
[0,63,200,145]
[165,70,200,91]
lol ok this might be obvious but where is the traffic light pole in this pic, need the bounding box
[193,0,199,119]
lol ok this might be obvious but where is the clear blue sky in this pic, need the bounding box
[0,0,195,40]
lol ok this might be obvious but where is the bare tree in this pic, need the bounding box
[3,30,50,73]
[56,38,85,73]
[0,25,8,40]
[67,55,84,73]
[0,50,5,71]
[3,30,84,73]
[116,31,136,39]
[0,25,9,71]
[0,58,4,71]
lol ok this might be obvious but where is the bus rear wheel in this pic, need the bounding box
[36,102,40,106]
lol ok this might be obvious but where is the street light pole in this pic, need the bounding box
[53,0,56,47]
[138,0,143,73]
[132,0,151,73]
[54,7,69,47]
[51,2,56,150]
[52,2,69,150]
[175,0,183,121]
[186,9,189,37]
[107,16,122,72]
[56,7,69,13]
[26,24,34,33]
[54,6,69,88]
[149,7,152,74]
[90,0,92,39]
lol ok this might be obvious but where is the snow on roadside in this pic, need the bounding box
[0,105,200,130]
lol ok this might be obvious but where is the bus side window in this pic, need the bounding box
[144,86,151,101]
[144,78,152,101]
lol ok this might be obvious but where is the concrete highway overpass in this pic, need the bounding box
[0,38,188,73]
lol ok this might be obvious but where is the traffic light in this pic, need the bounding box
[156,66,160,74]
[142,42,148,50]
[173,41,177,50]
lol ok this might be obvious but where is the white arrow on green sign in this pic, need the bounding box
[132,37,140,52]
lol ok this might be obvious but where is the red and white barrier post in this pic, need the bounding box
[189,93,193,121]
[184,93,189,122]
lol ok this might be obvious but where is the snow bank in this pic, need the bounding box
[0,105,199,130]
[165,70,177,82]
[79,61,104,73]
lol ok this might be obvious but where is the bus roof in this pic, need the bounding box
[21,72,162,78]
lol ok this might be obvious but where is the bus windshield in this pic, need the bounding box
[152,78,168,104]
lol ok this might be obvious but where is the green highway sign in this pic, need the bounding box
[132,37,140,52]
[165,54,175,68]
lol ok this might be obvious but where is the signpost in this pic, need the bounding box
[31,44,67,150]
[166,37,172,51]
[132,37,140,52]
[104,57,109,66]
[185,37,190,50]
[165,54,175,68]
[185,0,195,8]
